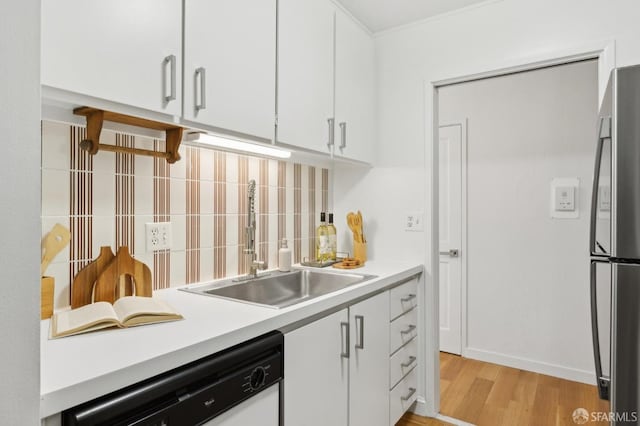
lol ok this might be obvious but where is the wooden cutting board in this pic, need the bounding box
[71,246,115,308]
[94,246,152,304]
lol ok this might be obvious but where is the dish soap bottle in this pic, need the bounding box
[279,239,292,272]
[316,212,330,262]
[278,238,291,272]
[327,213,337,261]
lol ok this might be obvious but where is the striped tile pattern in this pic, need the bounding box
[115,134,135,251]
[69,125,93,299]
[41,121,332,311]
[213,152,226,279]
[153,139,171,290]
[308,166,316,261]
[293,164,302,263]
[185,147,200,284]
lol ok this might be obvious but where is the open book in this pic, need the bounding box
[50,296,183,339]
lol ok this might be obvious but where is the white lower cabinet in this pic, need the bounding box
[284,290,395,426]
[284,309,349,426]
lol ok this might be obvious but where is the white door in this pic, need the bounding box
[333,8,375,164]
[284,309,349,426]
[439,124,463,355]
[183,0,276,141]
[349,292,389,426]
[277,0,334,153]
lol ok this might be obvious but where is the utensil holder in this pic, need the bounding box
[41,277,54,320]
[354,241,367,264]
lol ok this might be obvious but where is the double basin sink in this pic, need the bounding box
[181,269,377,309]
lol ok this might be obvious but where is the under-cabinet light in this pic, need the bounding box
[185,132,291,159]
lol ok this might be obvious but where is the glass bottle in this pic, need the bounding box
[327,213,337,261]
[316,212,330,262]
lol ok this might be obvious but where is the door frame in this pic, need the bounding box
[422,39,616,417]
[438,120,468,356]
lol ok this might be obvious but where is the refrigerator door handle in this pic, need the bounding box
[589,116,610,258]
[591,259,610,400]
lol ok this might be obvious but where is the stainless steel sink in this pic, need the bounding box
[180,269,377,308]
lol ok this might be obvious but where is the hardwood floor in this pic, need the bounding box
[396,352,610,426]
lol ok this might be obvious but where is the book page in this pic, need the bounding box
[113,296,182,326]
[51,302,120,338]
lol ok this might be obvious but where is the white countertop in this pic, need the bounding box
[40,261,423,418]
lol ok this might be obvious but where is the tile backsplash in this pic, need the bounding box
[41,121,330,310]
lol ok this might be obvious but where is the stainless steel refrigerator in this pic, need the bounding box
[590,64,640,423]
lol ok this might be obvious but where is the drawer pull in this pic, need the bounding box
[400,325,416,335]
[401,356,416,368]
[401,294,416,303]
[401,387,416,401]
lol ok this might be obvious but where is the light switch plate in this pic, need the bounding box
[405,211,425,232]
[550,178,579,219]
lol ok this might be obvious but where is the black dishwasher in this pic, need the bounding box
[62,331,284,426]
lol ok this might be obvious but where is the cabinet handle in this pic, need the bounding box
[340,321,350,358]
[401,356,416,368]
[355,315,364,349]
[400,325,416,335]
[327,118,335,148]
[195,67,206,111]
[164,54,177,102]
[401,387,416,401]
[339,122,347,150]
[401,294,416,303]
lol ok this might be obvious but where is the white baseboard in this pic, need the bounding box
[464,347,596,385]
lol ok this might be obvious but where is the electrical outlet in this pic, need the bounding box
[405,212,424,232]
[146,222,172,252]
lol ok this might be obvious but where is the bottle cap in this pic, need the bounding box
[320,212,326,222]
[328,213,334,223]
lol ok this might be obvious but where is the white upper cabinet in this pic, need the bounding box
[277,0,335,154]
[183,0,276,141]
[334,8,376,164]
[41,0,182,116]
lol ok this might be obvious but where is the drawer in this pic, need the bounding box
[389,366,418,426]
[389,337,417,389]
[389,307,418,355]
[390,279,418,321]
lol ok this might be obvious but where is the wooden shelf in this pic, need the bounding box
[73,107,184,163]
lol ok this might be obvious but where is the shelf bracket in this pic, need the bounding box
[73,107,183,163]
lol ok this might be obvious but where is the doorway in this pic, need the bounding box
[438,123,465,355]
[436,59,599,376]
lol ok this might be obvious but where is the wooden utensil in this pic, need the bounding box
[94,246,152,304]
[71,246,116,308]
[347,212,362,243]
[41,223,71,275]
[356,210,365,242]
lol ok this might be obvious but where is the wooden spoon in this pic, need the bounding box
[41,223,71,276]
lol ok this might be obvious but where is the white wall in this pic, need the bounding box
[439,60,598,382]
[333,0,640,414]
[0,1,41,424]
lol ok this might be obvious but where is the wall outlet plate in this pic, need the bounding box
[146,222,172,252]
[405,211,425,232]
[550,178,579,219]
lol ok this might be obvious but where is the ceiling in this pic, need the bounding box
[338,0,490,33]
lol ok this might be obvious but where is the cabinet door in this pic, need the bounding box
[284,309,348,426]
[184,0,276,141]
[349,291,390,426]
[41,0,182,116]
[277,0,334,153]
[334,9,375,164]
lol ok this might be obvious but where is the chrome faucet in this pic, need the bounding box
[239,180,267,280]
